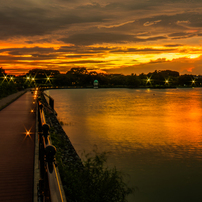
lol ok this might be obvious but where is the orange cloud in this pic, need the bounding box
[187,67,194,72]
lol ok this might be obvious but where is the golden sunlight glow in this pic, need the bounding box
[189,55,200,59]
[0,42,202,75]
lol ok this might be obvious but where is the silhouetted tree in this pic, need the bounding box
[178,74,194,86]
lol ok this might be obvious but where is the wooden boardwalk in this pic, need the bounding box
[0,91,36,202]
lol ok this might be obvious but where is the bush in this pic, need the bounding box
[0,83,18,99]
[57,148,134,202]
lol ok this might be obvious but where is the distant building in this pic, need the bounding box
[94,80,98,88]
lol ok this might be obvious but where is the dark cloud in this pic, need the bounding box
[164,44,184,47]
[168,32,197,39]
[0,0,201,44]
[60,33,135,45]
[0,47,56,55]
[0,4,109,39]
[54,60,105,64]
[110,47,176,53]
[65,55,93,58]
[60,33,167,45]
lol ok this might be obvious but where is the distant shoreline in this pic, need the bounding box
[42,85,201,91]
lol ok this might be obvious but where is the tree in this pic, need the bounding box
[59,150,134,202]
[66,67,88,75]
[66,67,89,86]
[126,75,140,87]
[178,74,194,86]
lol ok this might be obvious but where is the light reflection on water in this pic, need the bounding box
[46,88,202,202]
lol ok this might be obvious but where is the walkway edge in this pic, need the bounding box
[34,101,40,202]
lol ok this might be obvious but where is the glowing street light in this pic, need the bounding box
[147,78,150,82]
[23,126,33,139]
[146,77,151,85]
[192,80,195,84]
[26,76,30,80]
[46,76,51,83]
[165,79,169,84]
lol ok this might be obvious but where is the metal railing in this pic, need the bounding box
[38,99,66,202]
[43,93,54,110]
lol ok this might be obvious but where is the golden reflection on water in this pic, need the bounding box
[46,88,202,202]
[47,88,202,157]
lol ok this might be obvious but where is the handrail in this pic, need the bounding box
[38,103,67,202]
[43,92,54,110]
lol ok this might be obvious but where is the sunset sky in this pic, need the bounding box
[1,0,202,75]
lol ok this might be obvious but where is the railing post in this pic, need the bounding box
[49,97,54,110]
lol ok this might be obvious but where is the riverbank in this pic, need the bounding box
[39,85,202,91]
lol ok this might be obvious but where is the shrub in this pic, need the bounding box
[55,147,134,202]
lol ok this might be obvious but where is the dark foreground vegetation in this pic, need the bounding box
[0,67,202,91]
[53,136,134,202]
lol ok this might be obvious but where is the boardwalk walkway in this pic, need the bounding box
[0,90,36,202]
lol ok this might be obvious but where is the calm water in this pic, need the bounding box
[46,88,202,202]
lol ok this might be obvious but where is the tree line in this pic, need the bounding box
[0,67,202,89]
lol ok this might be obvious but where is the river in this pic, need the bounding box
[45,88,202,202]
